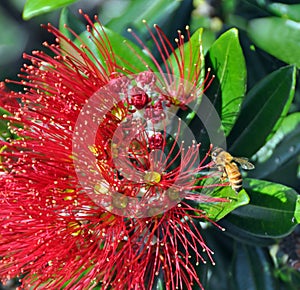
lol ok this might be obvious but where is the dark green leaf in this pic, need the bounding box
[254,112,300,163]
[228,65,296,157]
[74,23,156,73]
[219,219,276,246]
[268,3,300,22]
[224,179,300,238]
[250,133,300,188]
[251,113,300,185]
[23,0,78,20]
[206,28,247,136]
[199,186,249,221]
[247,17,300,68]
[151,276,165,290]
[230,243,278,290]
[198,227,236,290]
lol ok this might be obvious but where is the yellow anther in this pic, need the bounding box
[67,221,82,236]
[144,171,161,184]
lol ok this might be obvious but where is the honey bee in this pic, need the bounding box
[211,147,255,192]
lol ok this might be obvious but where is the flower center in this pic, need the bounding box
[144,171,161,184]
[130,91,149,110]
[112,194,128,209]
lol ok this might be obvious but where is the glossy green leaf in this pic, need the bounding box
[201,29,216,56]
[224,179,300,238]
[23,0,78,20]
[74,23,156,73]
[254,112,300,163]
[199,187,249,221]
[230,243,278,290]
[189,16,217,55]
[206,28,247,136]
[247,17,300,68]
[228,65,296,157]
[168,27,205,85]
[168,28,206,125]
[249,117,300,188]
[59,8,86,40]
[130,0,181,31]
[268,3,300,22]
[251,112,300,187]
[106,0,181,33]
[219,219,276,246]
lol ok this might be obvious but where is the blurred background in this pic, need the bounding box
[0,0,100,83]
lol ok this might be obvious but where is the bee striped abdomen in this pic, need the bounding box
[225,162,243,192]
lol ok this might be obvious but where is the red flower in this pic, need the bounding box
[0,11,225,290]
[0,83,20,112]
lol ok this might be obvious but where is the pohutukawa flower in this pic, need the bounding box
[0,10,226,290]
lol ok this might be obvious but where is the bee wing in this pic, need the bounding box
[233,157,255,170]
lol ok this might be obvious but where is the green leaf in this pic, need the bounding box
[129,0,181,31]
[219,219,276,246]
[106,0,181,33]
[197,227,236,290]
[0,107,11,138]
[275,266,300,290]
[249,115,300,188]
[152,276,165,290]
[201,29,217,56]
[168,28,206,125]
[206,28,247,136]
[224,179,300,238]
[254,112,300,163]
[199,187,249,221]
[23,0,78,20]
[0,103,23,141]
[247,17,300,68]
[0,107,21,141]
[230,243,278,290]
[189,18,217,55]
[168,27,205,85]
[251,112,300,185]
[74,23,156,73]
[228,65,296,157]
[268,3,300,22]
[59,8,86,40]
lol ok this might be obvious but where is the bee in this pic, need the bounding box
[211,147,255,193]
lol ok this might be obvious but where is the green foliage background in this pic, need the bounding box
[1,0,300,289]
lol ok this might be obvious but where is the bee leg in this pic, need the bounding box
[220,169,227,181]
